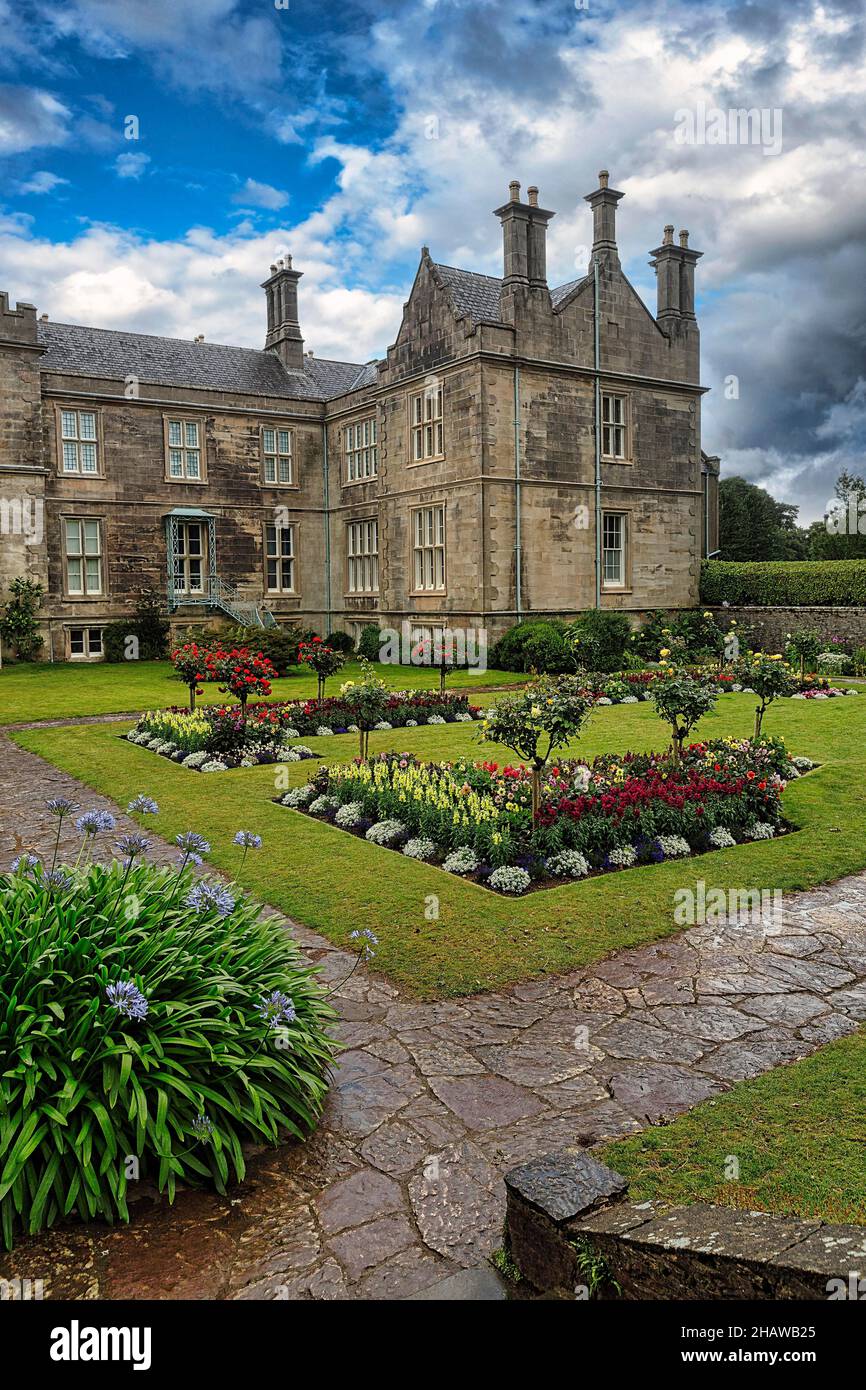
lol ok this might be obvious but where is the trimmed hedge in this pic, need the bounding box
[701,560,866,607]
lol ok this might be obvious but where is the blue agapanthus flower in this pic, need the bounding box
[45,868,74,891]
[106,980,149,1021]
[11,854,39,873]
[177,851,203,869]
[175,831,211,856]
[256,990,297,1030]
[115,834,151,861]
[192,1113,214,1140]
[233,830,262,849]
[127,795,159,815]
[349,928,379,961]
[46,797,77,818]
[76,810,116,836]
[185,881,235,917]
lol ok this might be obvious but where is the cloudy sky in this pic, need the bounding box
[0,0,863,522]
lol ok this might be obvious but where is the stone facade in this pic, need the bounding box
[0,172,718,661]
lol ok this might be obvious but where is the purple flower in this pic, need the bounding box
[185,881,235,917]
[46,797,76,818]
[233,831,262,849]
[115,834,151,861]
[45,868,74,891]
[127,795,159,815]
[192,1113,214,1140]
[175,831,211,856]
[177,851,203,869]
[256,990,296,1030]
[75,810,116,836]
[10,854,39,874]
[349,928,378,962]
[106,980,149,1021]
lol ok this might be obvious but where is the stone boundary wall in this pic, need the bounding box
[707,606,866,654]
[505,1152,866,1300]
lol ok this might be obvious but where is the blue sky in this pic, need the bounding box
[0,0,864,522]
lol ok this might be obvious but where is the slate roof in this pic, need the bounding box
[550,275,590,307]
[433,263,590,323]
[36,320,375,403]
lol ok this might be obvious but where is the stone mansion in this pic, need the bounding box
[0,170,719,661]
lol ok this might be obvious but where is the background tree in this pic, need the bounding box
[0,578,44,662]
[806,470,866,560]
[719,476,806,560]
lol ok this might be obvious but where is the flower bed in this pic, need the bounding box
[276,737,809,894]
[127,691,482,770]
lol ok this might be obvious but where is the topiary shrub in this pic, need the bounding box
[0,846,335,1249]
[701,559,866,606]
[356,624,383,662]
[326,630,355,655]
[568,609,631,672]
[490,619,571,673]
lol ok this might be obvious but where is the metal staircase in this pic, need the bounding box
[167,577,277,629]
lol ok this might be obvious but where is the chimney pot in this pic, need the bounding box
[527,185,539,207]
[194,334,205,343]
[679,229,689,247]
[598,169,609,188]
[509,180,521,202]
[663,225,674,245]
[40,313,49,321]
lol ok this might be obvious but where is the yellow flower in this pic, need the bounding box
[659,648,671,658]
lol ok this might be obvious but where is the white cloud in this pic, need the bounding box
[16,169,69,195]
[114,151,150,179]
[233,179,290,211]
[0,85,71,154]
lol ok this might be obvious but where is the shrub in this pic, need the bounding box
[479,675,595,817]
[0,855,334,1248]
[734,652,799,738]
[298,638,346,699]
[568,609,631,673]
[226,624,304,676]
[0,576,44,661]
[365,819,407,846]
[356,625,383,662]
[700,559,866,606]
[489,619,571,673]
[326,630,355,655]
[784,628,822,678]
[103,590,170,663]
[443,846,479,875]
[817,651,850,676]
[648,668,719,761]
[403,837,437,861]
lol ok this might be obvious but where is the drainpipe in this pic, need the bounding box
[593,257,602,609]
[514,364,522,621]
[322,422,332,634]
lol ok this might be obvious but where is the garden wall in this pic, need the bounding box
[505,1152,866,1300]
[706,606,866,653]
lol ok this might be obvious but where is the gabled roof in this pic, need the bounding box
[36,320,374,403]
[432,262,591,324]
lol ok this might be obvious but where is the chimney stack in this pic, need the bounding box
[493,180,555,298]
[583,169,624,269]
[649,224,702,325]
[262,254,304,370]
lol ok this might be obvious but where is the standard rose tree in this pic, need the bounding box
[478,675,595,820]
[339,662,391,757]
[735,651,799,739]
[206,646,277,716]
[171,642,209,711]
[649,667,719,763]
[298,638,346,701]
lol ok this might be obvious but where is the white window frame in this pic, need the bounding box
[59,408,99,475]
[602,510,627,590]
[347,518,379,594]
[409,383,444,462]
[412,504,446,592]
[173,521,206,596]
[262,425,293,485]
[265,522,295,594]
[68,626,103,660]
[345,417,378,482]
[165,417,204,481]
[65,517,103,597]
[601,393,628,461]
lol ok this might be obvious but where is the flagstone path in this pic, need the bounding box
[1,732,865,1300]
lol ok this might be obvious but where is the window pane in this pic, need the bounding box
[81,443,97,472]
[61,410,77,439]
[67,557,82,591]
[85,557,101,591]
[66,520,81,554]
[185,422,199,448]
[88,628,103,653]
[278,456,291,483]
[264,457,276,482]
[278,430,291,454]
[263,429,276,453]
[168,421,182,447]
[69,628,84,653]
[169,451,183,476]
[84,520,100,553]
[62,442,78,471]
[186,452,201,478]
[79,413,97,440]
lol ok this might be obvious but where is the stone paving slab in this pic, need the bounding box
[1,733,865,1301]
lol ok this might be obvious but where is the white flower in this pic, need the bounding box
[607,845,637,868]
[595,696,612,706]
[745,822,776,840]
[546,850,590,878]
[334,801,364,828]
[374,721,393,731]
[309,795,338,815]
[443,846,478,875]
[708,826,736,849]
[403,837,437,860]
[365,819,407,846]
[655,834,691,858]
[427,715,446,725]
[316,725,334,737]
[281,785,316,808]
[488,865,531,895]
[201,760,228,773]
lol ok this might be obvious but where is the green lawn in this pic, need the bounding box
[0,659,526,726]
[12,692,866,998]
[602,1028,866,1225]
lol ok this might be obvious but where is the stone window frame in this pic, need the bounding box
[344,416,378,484]
[67,625,104,661]
[407,382,444,465]
[163,414,208,484]
[260,423,296,488]
[410,501,447,594]
[346,516,379,595]
[600,507,632,593]
[55,403,103,477]
[263,518,297,595]
[61,514,105,600]
[600,389,632,464]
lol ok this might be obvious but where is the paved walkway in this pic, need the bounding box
[1,733,865,1299]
